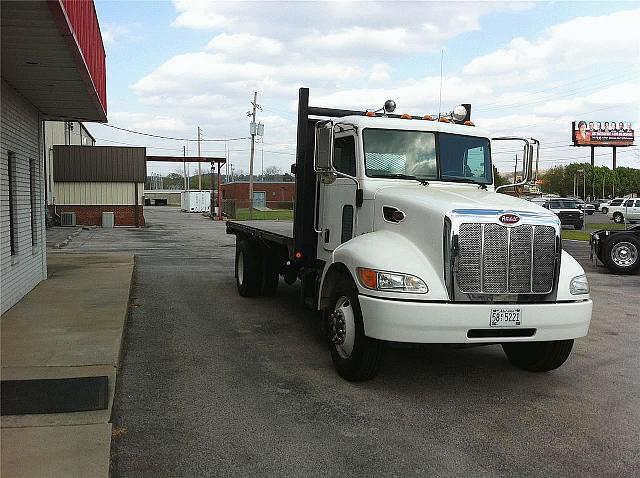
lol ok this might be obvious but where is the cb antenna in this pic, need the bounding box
[438,48,444,119]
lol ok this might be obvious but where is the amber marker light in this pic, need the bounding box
[423,115,434,121]
[439,117,450,123]
[401,114,412,119]
[358,268,378,289]
[464,120,475,126]
[365,111,376,117]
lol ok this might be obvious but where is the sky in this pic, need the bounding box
[90,0,640,177]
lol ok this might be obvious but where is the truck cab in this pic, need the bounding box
[228,88,592,381]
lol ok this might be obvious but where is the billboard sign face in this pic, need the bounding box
[573,121,634,146]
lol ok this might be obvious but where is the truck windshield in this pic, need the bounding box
[363,129,492,185]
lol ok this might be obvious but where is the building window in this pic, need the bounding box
[29,158,38,246]
[8,151,17,255]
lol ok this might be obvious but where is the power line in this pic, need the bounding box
[101,124,250,142]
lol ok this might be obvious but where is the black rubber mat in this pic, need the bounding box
[0,376,109,415]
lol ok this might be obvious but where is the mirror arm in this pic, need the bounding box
[495,137,532,193]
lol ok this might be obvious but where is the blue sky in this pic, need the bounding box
[90,1,639,176]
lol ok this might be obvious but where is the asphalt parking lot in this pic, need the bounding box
[59,207,640,477]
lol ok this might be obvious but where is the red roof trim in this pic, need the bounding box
[47,0,107,121]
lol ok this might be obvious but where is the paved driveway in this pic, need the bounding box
[66,207,639,477]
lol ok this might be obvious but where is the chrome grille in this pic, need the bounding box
[457,223,556,295]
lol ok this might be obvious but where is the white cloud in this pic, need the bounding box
[369,63,391,82]
[206,33,284,57]
[464,8,640,78]
[171,0,232,29]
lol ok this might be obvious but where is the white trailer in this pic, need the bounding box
[181,190,211,213]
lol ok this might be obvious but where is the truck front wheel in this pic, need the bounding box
[327,277,383,381]
[235,240,262,297]
[502,339,573,372]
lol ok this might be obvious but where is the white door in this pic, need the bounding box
[631,199,640,220]
[319,133,358,253]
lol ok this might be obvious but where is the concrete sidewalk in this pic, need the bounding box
[1,253,134,478]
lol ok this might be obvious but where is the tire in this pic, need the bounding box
[602,234,640,274]
[260,253,280,296]
[601,207,608,215]
[502,339,574,372]
[327,276,383,381]
[574,221,583,230]
[613,212,624,224]
[235,240,262,297]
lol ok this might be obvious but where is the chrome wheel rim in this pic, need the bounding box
[614,214,623,223]
[237,251,244,284]
[611,242,638,267]
[330,296,356,359]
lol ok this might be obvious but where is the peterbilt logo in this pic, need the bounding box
[499,213,520,225]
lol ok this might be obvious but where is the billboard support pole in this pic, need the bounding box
[590,146,594,199]
[612,147,617,197]
[590,146,594,167]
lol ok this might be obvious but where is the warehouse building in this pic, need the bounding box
[51,145,146,227]
[1,0,107,314]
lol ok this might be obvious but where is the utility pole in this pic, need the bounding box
[183,145,187,190]
[197,126,202,190]
[247,91,261,214]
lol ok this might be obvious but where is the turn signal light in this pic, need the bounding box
[358,268,378,289]
[401,114,412,119]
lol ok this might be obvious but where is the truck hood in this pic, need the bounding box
[373,183,554,219]
[370,183,558,287]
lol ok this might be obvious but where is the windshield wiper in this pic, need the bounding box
[370,173,429,185]
[442,177,487,186]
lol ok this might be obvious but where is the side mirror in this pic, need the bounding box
[315,124,333,171]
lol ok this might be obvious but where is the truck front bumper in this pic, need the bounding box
[359,296,592,343]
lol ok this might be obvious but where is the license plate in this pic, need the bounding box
[490,308,522,327]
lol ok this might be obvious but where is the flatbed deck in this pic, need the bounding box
[226,220,294,246]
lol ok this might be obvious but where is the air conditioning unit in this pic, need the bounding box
[60,212,76,227]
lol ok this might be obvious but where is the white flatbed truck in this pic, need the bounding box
[226,88,592,381]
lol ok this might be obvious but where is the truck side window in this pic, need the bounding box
[333,136,357,177]
[624,199,634,207]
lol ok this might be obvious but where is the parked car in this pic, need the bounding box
[600,198,625,215]
[574,198,595,215]
[607,198,640,224]
[530,197,584,229]
[591,226,640,274]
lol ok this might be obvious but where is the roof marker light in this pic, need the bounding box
[452,105,468,122]
[464,120,475,126]
[423,115,434,121]
[401,114,412,119]
[365,111,376,117]
[438,117,450,123]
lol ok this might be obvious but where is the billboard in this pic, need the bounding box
[573,121,634,146]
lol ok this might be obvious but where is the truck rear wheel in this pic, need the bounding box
[235,240,262,297]
[502,339,573,372]
[327,277,383,381]
[602,234,640,274]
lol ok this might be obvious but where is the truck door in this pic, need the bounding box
[320,133,358,252]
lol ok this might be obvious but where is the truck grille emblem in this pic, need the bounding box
[499,213,520,225]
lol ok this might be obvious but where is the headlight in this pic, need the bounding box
[357,268,428,293]
[570,274,589,295]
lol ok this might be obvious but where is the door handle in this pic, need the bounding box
[324,229,330,243]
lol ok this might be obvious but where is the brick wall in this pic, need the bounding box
[1,80,47,315]
[221,182,296,208]
[50,205,145,227]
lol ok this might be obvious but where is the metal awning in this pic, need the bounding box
[1,1,107,122]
